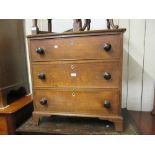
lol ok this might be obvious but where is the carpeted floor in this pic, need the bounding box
[16,115,138,135]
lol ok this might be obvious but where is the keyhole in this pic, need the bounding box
[72,92,75,96]
[71,65,74,69]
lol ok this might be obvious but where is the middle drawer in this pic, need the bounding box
[32,61,120,89]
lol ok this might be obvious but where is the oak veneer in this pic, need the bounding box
[28,29,126,132]
[32,61,120,89]
[33,89,120,115]
[30,35,121,61]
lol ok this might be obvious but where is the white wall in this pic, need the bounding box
[24,19,155,112]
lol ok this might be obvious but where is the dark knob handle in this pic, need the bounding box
[38,72,46,80]
[36,47,44,54]
[103,43,112,52]
[40,98,48,105]
[103,72,111,80]
[103,100,111,108]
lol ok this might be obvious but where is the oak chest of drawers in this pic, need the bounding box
[28,29,126,131]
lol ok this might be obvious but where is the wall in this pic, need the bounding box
[24,19,155,111]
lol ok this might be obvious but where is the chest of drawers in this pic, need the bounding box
[28,29,126,131]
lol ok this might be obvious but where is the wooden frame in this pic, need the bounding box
[31,19,119,35]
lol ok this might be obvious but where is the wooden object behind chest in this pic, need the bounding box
[0,20,31,134]
[0,20,29,108]
[28,29,126,131]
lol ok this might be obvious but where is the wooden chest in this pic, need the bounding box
[28,29,126,131]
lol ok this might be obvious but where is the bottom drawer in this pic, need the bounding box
[33,89,120,116]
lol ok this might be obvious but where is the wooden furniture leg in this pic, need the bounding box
[99,116,123,132]
[31,19,39,35]
[113,117,123,132]
[107,19,119,29]
[33,112,40,125]
[48,19,52,33]
[73,19,82,31]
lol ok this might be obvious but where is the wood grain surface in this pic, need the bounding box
[30,34,121,61]
[33,89,120,116]
[28,29,125,131]
[32,61,120,89]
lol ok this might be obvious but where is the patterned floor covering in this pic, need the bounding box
[16,115,138,135]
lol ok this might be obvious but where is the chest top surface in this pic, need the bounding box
[27,29,126,39]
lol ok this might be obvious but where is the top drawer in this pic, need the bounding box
[29,34,122,61]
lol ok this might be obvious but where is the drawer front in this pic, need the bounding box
[32,61,120,89]
[33,89,120,116]
[30,35,121,61]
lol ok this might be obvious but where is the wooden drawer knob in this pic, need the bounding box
[103,43,112,52]
[38,72,46,80]
[103,100,111,108]
[36,47,44,54]
[40,98,48,105]
[103,72,111,80]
